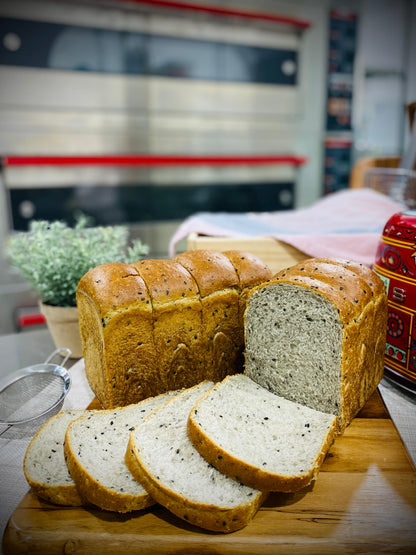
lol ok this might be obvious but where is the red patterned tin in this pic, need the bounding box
[374,210,416,392]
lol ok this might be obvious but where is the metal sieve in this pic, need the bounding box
[0,348,71,426]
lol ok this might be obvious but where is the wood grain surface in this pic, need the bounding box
[3,390,416,555]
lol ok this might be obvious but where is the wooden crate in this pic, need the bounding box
[186,233,308,275]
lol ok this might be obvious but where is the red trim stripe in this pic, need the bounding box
[117,0,311,29]
[3,154,307,167]
[17,313,47,329]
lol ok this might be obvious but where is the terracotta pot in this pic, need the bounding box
[39,302,83,359]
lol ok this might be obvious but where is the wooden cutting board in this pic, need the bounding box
[3,390,416,555]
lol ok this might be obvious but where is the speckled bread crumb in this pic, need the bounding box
[64,390,180,513]
[188,374,337,492]
[23,410,96,506]
[126,381,267,533]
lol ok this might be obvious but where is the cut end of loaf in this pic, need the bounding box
[245,282,343,417]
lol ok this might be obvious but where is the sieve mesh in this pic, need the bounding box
[0,372,66,423]
[0,349,71,426]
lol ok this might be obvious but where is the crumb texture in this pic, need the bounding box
[245,282,342,415]
[65,391,179,508]
[130,381,261,507]
[190,375,335,477]
[24,410,92,487]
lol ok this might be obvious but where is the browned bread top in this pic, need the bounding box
[132,259,199,304]
[222,250,272,289]
[174,250,239,297]
[272,258,385,325]
[77,262,151,319]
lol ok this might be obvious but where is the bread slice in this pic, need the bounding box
[23,410,95,506]
[64,390,180,513]
[188,375,337,492]
[244,258,387,431]
[125,381,267,533]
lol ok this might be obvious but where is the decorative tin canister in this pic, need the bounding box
[374,210,416,392]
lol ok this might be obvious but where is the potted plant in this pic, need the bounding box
[6,215,149,358]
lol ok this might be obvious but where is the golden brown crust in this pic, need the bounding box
[174,250,239,297]
[125,433,267,532]
[25,483,85,507]
[77,250,271,408]
[77,262,147,317]
[223,250,273,345]
[77,265,156,407]
[174,250,242,382]
[133,259,204,392]
[187,398,337,493]
[223,250,272,289]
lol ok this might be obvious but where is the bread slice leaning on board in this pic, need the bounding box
[76,249,272,408]
[244,258,388,433]
[187,374,337,492]
[64,390,180,513]
[23,409,96,506]
[125,381,267,533]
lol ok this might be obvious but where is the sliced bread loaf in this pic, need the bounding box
[244,258,387,431]
[23,409,95,506]
[64,390,180,513]
[125,381,267,533]
[188,374,337,492]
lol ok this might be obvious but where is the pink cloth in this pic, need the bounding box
[169,188,406,266]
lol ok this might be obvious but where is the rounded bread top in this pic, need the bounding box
[174,250,239,297]
[77,250,272,319]
[222,250,272,288]
[268,258,385,325]
[76,262,151,317]
[132,259,198,304]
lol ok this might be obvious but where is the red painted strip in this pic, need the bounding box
[324,138,353,148]
[330,9,357,22]
[117,0,311,29]
[3,154,307,167]
[17,313,47,328]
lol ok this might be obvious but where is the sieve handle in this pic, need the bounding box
[44,348,72,367]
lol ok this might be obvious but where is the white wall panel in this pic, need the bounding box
[0,0,311,260]
[0,67,150,110]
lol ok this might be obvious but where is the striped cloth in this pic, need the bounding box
[169,188,406,266]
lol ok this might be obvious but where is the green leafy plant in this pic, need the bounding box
[6,216,149,307]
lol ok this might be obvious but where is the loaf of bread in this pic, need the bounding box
[76,250,272,408]
[244,258,388,432]
[126,381,267,532]
[188,374,337,492]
